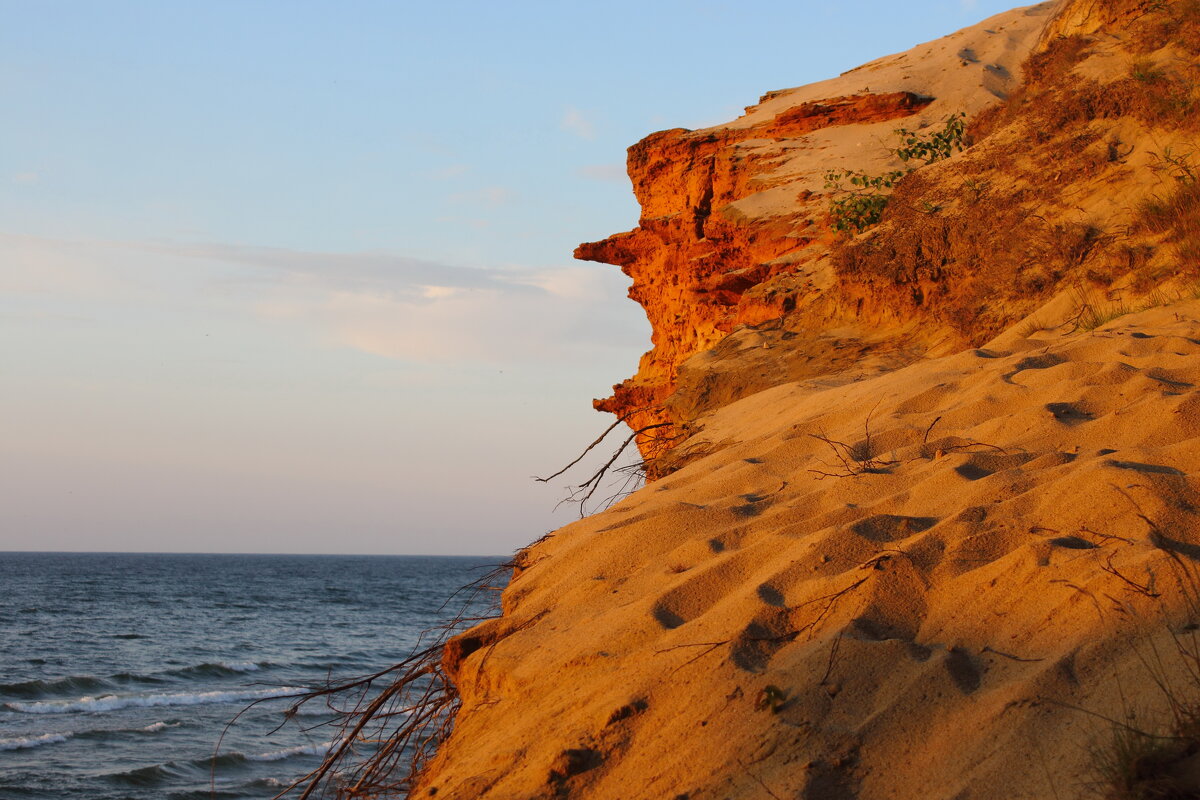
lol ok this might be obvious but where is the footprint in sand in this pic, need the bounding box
[1045,401,1094,425]
[650,550,757,629]
[953,451,1037,481]
[850,514,938,543]
[1003,352,1067,383]
[944,647,982,694]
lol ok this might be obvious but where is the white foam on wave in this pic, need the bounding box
[140,721,181,732]
[4,686,304,715]
[220,661,262,672]
[0,732,74,751]
[246,738,344,762]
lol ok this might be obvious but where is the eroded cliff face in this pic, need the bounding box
[575,6,1057,463]
[573,92,933,453]
[579,0,1200,473]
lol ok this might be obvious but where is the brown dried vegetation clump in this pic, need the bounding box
[833,0,1200,344]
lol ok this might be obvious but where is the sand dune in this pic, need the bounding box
[409,0,1200,794]
[418,300,1200,798]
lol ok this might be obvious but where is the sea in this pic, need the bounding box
[0,552,503,800]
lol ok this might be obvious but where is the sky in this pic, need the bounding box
[1,0,1029,556]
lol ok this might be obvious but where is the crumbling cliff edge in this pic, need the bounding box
[410,1,1200,797]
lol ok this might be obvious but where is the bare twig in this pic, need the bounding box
[981,645,1046,663]
[1080,525,1135,546]
[820,632,844,686]
[737,758,784,800]
[216,560,518,799]
[794,577,870,639]
[1100,554,1160,598]
[534,411,639,484]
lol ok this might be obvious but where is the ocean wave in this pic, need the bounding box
[139,720,181,733]
[0,719,184,755]
[4,686,305,715]
[105,761,188,787]
[245,738,343,762]
[0,662,275,703]
[167,660,270,678]
[75,719,184,738]
[0,675,111,699]
[0,731,74,751]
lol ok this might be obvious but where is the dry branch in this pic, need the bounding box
[217,560,517,799]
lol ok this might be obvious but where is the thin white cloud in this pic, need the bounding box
[447,185,515,207]
[428,163,470,180]
[131,240,527,296]
[11,171,40,185]
[0,233,131,296]
[0,233,647,366]
[577,164,627,183]
[560,107,596,140]
[434,216,492,230]
[255,264,644,364]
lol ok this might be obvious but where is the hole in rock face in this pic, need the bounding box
[955,506,988,524]
[606,698,648,726]
[732,502,766,518]
[954,463,993,481]
[730,619,791,674]
[548,748,604,784]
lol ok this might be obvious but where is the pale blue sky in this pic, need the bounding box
[1,0,1025,555]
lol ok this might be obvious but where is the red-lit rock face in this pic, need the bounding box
[575,92,932,459]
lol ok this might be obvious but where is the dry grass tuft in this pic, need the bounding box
[1087,548,1200,800]
[832,0,1200,343]
[1139,178,1200,273]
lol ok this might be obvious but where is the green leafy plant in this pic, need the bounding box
[893,112,966,166]
[823,169,905,232]
[824,113,967,233]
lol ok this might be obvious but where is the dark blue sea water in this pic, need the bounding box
[0,552,502,800]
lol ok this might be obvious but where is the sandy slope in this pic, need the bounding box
[418,300,1200,799]
[409,1,1200,796]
